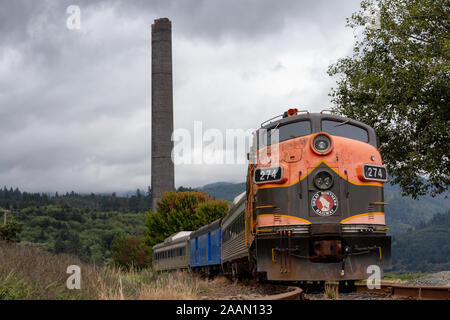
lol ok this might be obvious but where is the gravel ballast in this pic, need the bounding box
[405,271,450,287]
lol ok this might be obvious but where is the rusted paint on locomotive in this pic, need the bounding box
[246,111,392,281]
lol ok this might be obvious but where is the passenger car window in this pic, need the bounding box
[321,120,368,143]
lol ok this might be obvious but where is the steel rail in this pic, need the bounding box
[355,284,450,300]
[252,286,305,300]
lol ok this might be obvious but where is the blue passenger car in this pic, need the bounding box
[189,218,222,274]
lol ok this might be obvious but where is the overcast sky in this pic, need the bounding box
[0,0,364,194]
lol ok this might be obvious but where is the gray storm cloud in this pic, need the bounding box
[0,0,362,193]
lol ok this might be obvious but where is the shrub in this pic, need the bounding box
[111,235,151,270]
[0,222,23,242]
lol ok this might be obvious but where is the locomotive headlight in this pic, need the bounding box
[314,171,333,190]
[313,134,331,153]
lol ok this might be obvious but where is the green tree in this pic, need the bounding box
[193,200,230,226]
[0,221,23,242]
[53,236,66,254]
[328,0,449,198]
[144,191,229,248]
[66,232,82,255]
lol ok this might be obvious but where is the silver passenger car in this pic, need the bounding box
[152,231,191,271]
[221,192,248,264]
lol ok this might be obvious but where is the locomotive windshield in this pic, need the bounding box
[321,120,368,143]
[262,120,311,146]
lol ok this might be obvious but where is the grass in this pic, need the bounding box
[0,271,34,300]
[354,272,429,285]
[383,272,428,281]
[10,242,430,300]
[0,242,203,300]
[0,241,95,299]
[324,282,339,300]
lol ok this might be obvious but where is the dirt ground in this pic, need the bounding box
[195,276,290,300]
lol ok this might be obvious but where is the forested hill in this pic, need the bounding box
[0,187,149,265]
[391,211,450,272]
[0,187,151,212]
[383,183,450,235]
[199,182,246,202]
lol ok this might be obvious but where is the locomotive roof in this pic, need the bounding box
[260,112,378,147]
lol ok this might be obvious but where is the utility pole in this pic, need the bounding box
[0,208,10,225]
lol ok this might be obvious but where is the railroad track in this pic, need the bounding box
[355,283,450,300]
[252,286,305,300]
[198,275,449,300]
[252,283,449,300]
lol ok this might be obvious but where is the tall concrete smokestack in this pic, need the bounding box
[151,18,175,209]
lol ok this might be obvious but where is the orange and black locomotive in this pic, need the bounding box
[244,109,391,282]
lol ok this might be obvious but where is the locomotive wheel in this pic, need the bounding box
[257,271,267,283]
